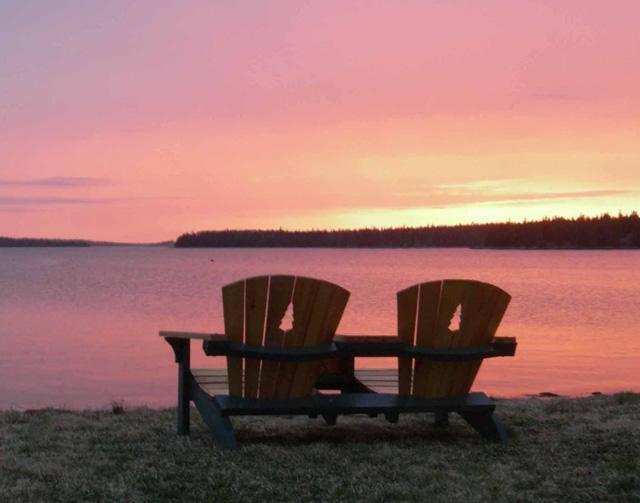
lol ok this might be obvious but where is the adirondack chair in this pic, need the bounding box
[162,277,516,448]
[162,275,350,448]
[354,279,512,434]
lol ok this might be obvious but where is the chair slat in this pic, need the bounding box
[192,368,230,396]
[281,278,319,399]
[354,376,398,382]
[243,276,269,399]
[418,280,456,398]
[191,368,227,376]
[397,285,418,396]
[444,281,510,397]
[413,281,443,397]
[198,383,230,395]
[259,275,294,399]
[289,279,350,398]
[222,280,245,397]
[354,370,398,375]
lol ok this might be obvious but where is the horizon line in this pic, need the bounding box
[2,211,637,245]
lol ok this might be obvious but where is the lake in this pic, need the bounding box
[1,247,638,409]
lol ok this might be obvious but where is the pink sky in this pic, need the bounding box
[1,1,639,241]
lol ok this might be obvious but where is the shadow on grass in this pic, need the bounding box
[189,413,491,448]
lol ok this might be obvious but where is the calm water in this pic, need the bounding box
[1,247,639,409]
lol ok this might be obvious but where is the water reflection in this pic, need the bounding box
[0,247,638,408]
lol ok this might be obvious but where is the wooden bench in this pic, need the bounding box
[161,276,517,449]
[163,331,516,448]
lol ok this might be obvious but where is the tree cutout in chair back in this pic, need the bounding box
[279,301,294,333]
[448,304,462,333]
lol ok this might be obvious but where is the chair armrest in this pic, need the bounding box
[334,335,405,356]
[203,340,338,360]
[333,334,517,358]
[161,331,517,360]
[160,332,226,364]
[491,337,517,356]
[159,331,224,341]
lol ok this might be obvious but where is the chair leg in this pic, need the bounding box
[322,413,337,426]
[192,393,237,449]
[177,369,190,435]
[167,337,191,435]
[458,410,508,444]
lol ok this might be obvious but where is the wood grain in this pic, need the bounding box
[221,275,349,401]
[222,280,245,397]
[242,276,269,399]
[399,280,511,399]
[397,285,419,395]
[259,275,294,399]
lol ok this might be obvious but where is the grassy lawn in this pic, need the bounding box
[1,393,639,502]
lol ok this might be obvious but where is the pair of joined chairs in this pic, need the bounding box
[161,275,515,449]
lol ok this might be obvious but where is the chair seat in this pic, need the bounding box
[192,367,400,395]
[192,368,230,395]
[354,368,399,393]
[213,391,495,416]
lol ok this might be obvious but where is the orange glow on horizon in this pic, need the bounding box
[1,1,639,241]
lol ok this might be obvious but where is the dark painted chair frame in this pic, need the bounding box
[163,332,516,449]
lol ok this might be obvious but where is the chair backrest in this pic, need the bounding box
[222,275,350,400]
[397,279,511,398]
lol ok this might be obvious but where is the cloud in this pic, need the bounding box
[526,92,583,102]
[0,207,32,212]
[389,185,634,210]
[0,177,113,187]
[475,189,632,207]
[509,88,589,110]
[0,195,188,209]
[0,196,102,206]
[435,178,524,191]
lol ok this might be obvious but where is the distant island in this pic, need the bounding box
[175,212,640,249]
[0,237,172,247]
[0,237,92,247]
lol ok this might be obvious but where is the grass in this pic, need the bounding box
[1,393,639,502]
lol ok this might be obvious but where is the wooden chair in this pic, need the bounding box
[356,279,512,435]
[162,277,515,448]
[163,275,350,448]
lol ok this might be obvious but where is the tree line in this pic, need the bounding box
[0,237,91,247]
[174,212,640,249]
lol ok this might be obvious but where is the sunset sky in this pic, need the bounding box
[1,1,639,241]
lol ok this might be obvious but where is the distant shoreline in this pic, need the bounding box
[5,212,640,249]
[175,213,640,249]
[0,237,172,248]
[178,244,640,250]
[3,244,639,251]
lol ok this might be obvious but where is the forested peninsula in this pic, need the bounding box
[0,237,91,247]
[0,238,171,247]
[175,212,640,249]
